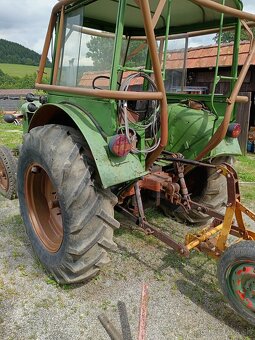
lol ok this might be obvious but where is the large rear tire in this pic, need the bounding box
[17,125,119,283]
[162,156,233,225]
[0,145,17,200]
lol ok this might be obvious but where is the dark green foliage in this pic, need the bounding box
[0,69,35,89]
[0,69,49,89]
[86,36,115,71]
[214,28,255,43]
[86,37,147,70]
[0,39,51,67]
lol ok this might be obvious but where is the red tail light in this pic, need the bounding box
[108,134,132,157]
[227,123,241,138]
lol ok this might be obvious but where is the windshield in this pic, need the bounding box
[57,7,116,89]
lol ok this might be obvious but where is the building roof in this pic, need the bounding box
[166,41,253,69]
[79,71,143,88]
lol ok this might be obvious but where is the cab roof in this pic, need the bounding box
[67,0,243,35]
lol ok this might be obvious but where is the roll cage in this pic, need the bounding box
[36,0,255,167]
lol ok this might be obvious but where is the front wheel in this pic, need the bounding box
[18,125,119,283]
[217,241,255,326]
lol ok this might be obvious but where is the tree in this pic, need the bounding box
[214,28,255,44]
[86,36,147,70]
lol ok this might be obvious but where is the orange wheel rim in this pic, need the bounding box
[25,164,63,253]
[0,159,8,192]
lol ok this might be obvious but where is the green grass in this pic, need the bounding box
[0,116,22,149]
[235,154,255,182]
[0,63,51,78]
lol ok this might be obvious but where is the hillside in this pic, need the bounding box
[0,63,51,78]
[0,39,50,67]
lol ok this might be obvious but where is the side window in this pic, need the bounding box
[58,8,83,87]
[57,8,116,89]
[165,38,187,93]
[79,33,115,89]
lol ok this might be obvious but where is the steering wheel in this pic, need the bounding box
[92,75,121,90]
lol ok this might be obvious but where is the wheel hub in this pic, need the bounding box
[230,264,255,311]
[25,164,63,253]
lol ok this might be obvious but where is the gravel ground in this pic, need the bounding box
[1,192,255,340]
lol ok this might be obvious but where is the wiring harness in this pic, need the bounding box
[118,72,161,154]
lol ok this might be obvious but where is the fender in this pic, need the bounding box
[27,103,148,189]
[166,103,241,160]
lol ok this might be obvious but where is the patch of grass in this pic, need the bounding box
[0,63,51,78]
[45,276,72,290]
[99,299,116,311]
[235,154,255,182]
[240,185,255,202]
[17,264,28,277]
[0,116,22,149]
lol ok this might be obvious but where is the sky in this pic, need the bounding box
[0,0,254,54]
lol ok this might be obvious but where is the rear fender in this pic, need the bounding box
[209,137,242,159]
[166,103,242,159]
[28,103,147,188]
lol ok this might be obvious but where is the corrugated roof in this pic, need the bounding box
[166,41,253,69]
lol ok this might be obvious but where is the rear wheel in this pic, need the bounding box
[217,241,255,326]
[163,156,233,225]
[0,145,17,200]
[18,125,119,283]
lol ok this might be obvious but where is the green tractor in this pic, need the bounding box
[2,0,255,326]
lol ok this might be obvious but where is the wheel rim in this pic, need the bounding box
[25,164,63,253]
[0,159,8,192]
[227,261,255,313]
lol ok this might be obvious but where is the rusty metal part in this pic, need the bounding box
[140,171,181,204]
[25,164,63,253]
[161,151,217,169]
[190,201,224,221]
[138,284,149,340]
[193,0,255,22]
[98,314,123,340]
[36,84,163,101]
[0,160,8,192]
[174,160,190,207]
[52,6,65,85]
[117,204,189,256]
[118,160,255,263]
[138,0,168,169]
[135,182,146,224]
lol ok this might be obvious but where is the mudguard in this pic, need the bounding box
[166,103,241,160]
[27,103,147,189]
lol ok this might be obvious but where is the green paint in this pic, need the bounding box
[29,102,147,188]
[166,103,216,159]
[110,0,126,90]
